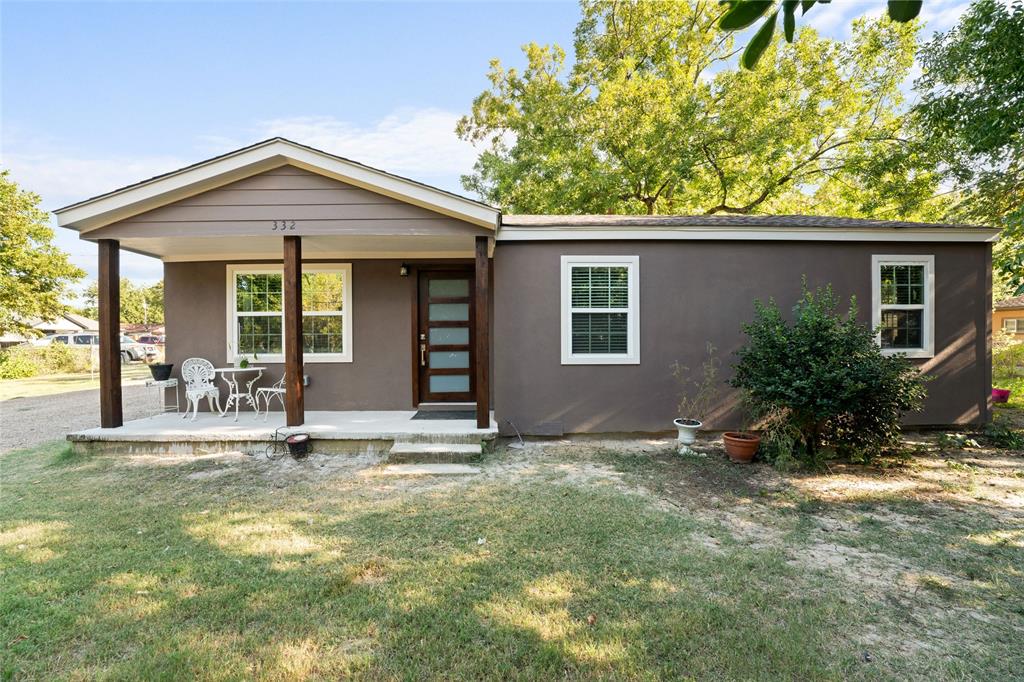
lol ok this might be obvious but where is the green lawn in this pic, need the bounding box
[2,437,1023,680]
[0,364,152,401]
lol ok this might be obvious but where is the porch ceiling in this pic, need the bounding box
[113,233,492,262]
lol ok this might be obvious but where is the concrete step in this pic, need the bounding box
[394,432,494,446]
[364,463,482,477]
[387,441,483,463]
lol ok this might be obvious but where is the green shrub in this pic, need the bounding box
[0,344,93,379]
[732,283,928,465]
[0,349,39,379]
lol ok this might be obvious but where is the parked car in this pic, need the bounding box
[34,332,156,362]
[136,335,165,345]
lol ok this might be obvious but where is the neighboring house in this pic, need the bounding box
[121,323,165,338]
[54,138,999,434]
[0,313,98,348]
[995,296,1024,337]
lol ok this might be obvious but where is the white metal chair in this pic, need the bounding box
[255,376,286,421]
[181,358,223,421]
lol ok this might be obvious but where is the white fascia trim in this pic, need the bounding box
[497,226,1000,243]
[871,254,935,359]
[165,250,475,263]
[57,139,499,231]
[225,262,354,365]
[560,255,640,365]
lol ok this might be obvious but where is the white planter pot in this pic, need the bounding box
[673,418,702,445]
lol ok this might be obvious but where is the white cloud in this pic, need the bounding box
[919,0,974,34]
[251,108,478,184]
[2,151,187,212]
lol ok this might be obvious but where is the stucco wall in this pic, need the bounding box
[165,258,482,411]
[994,308,1024,337]
[492,240,992,435]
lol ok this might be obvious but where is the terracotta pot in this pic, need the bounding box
[992,388,1012,403]
[723,431,760,463]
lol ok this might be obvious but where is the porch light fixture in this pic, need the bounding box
[399,264,410,277]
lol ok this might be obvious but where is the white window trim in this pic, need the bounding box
[560,255,640,365]
[1004,318,1024,333]
[225,263,353,364]
[871,254,935,359]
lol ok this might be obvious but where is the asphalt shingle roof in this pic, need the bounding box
[502,214,993,230]
[996,295,1024,310]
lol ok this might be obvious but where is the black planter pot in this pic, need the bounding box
[149,363,173,381]
[286,433,311,459]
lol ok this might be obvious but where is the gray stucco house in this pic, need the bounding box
[56,138,998,448]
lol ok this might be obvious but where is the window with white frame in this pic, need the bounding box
[561,255,639,364]
[871,254,934,358]
[227,264,352,363]
[1004,318,1024,333]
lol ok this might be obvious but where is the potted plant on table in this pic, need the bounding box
[147,357,174,381]
[672,344,721,452]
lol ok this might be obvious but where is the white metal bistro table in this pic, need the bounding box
[214,366,266,422]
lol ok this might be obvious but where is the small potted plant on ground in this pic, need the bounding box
[992,331,1021,403]
[672,344,721,451]
[722,430,761,463]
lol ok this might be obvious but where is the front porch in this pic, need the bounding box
[67,409,498,459]
[54,139,501,438]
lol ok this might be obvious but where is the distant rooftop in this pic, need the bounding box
[503,214,992,230]
[996,295,1024,310]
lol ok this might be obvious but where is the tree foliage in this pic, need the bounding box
[731,284,927,464]
[81,278,164,325]
[458,0,940,219]
[717,0,922,69]
[0,171,85,336]
[915,0,1024,295]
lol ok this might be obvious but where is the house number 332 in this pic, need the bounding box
[271,220,297,231]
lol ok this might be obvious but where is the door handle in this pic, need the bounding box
[420,343,427,366]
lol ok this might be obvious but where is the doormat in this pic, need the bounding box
[411,410,477,420]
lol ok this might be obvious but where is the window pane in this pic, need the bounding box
[429,303,469,321]
[237,315,282,354]
[302,272,344,312]
[302,314,344,354]
[430,327,469,345]
[571,312,628,354]
[880,310,923,349]
[880,265,924,305]
[429,279,469,297]
[571,265,629,309]
[237,273,283,312]
[430,374,469,393]
[430,351,469,369]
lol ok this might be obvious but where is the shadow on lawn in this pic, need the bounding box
[2,446,864,680]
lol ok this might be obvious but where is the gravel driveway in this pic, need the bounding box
[1,384,156,453]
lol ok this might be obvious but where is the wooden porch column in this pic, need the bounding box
[475,236,490,428]
[97,239,123,428]
[283,236,304,426]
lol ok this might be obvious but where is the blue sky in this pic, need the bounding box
[2,0,972,286]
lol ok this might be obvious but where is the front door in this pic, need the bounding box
[417,269,475,403]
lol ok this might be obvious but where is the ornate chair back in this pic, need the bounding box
[181,357,217,391]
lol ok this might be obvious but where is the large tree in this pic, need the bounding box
[915,0,1024,295]
[457,0,940,218]
[0,171,85,336]
[81,278,164,326]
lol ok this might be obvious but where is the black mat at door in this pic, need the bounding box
[411,410,477,420]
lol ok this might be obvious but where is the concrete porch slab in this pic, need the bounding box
[67,410,498,456]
